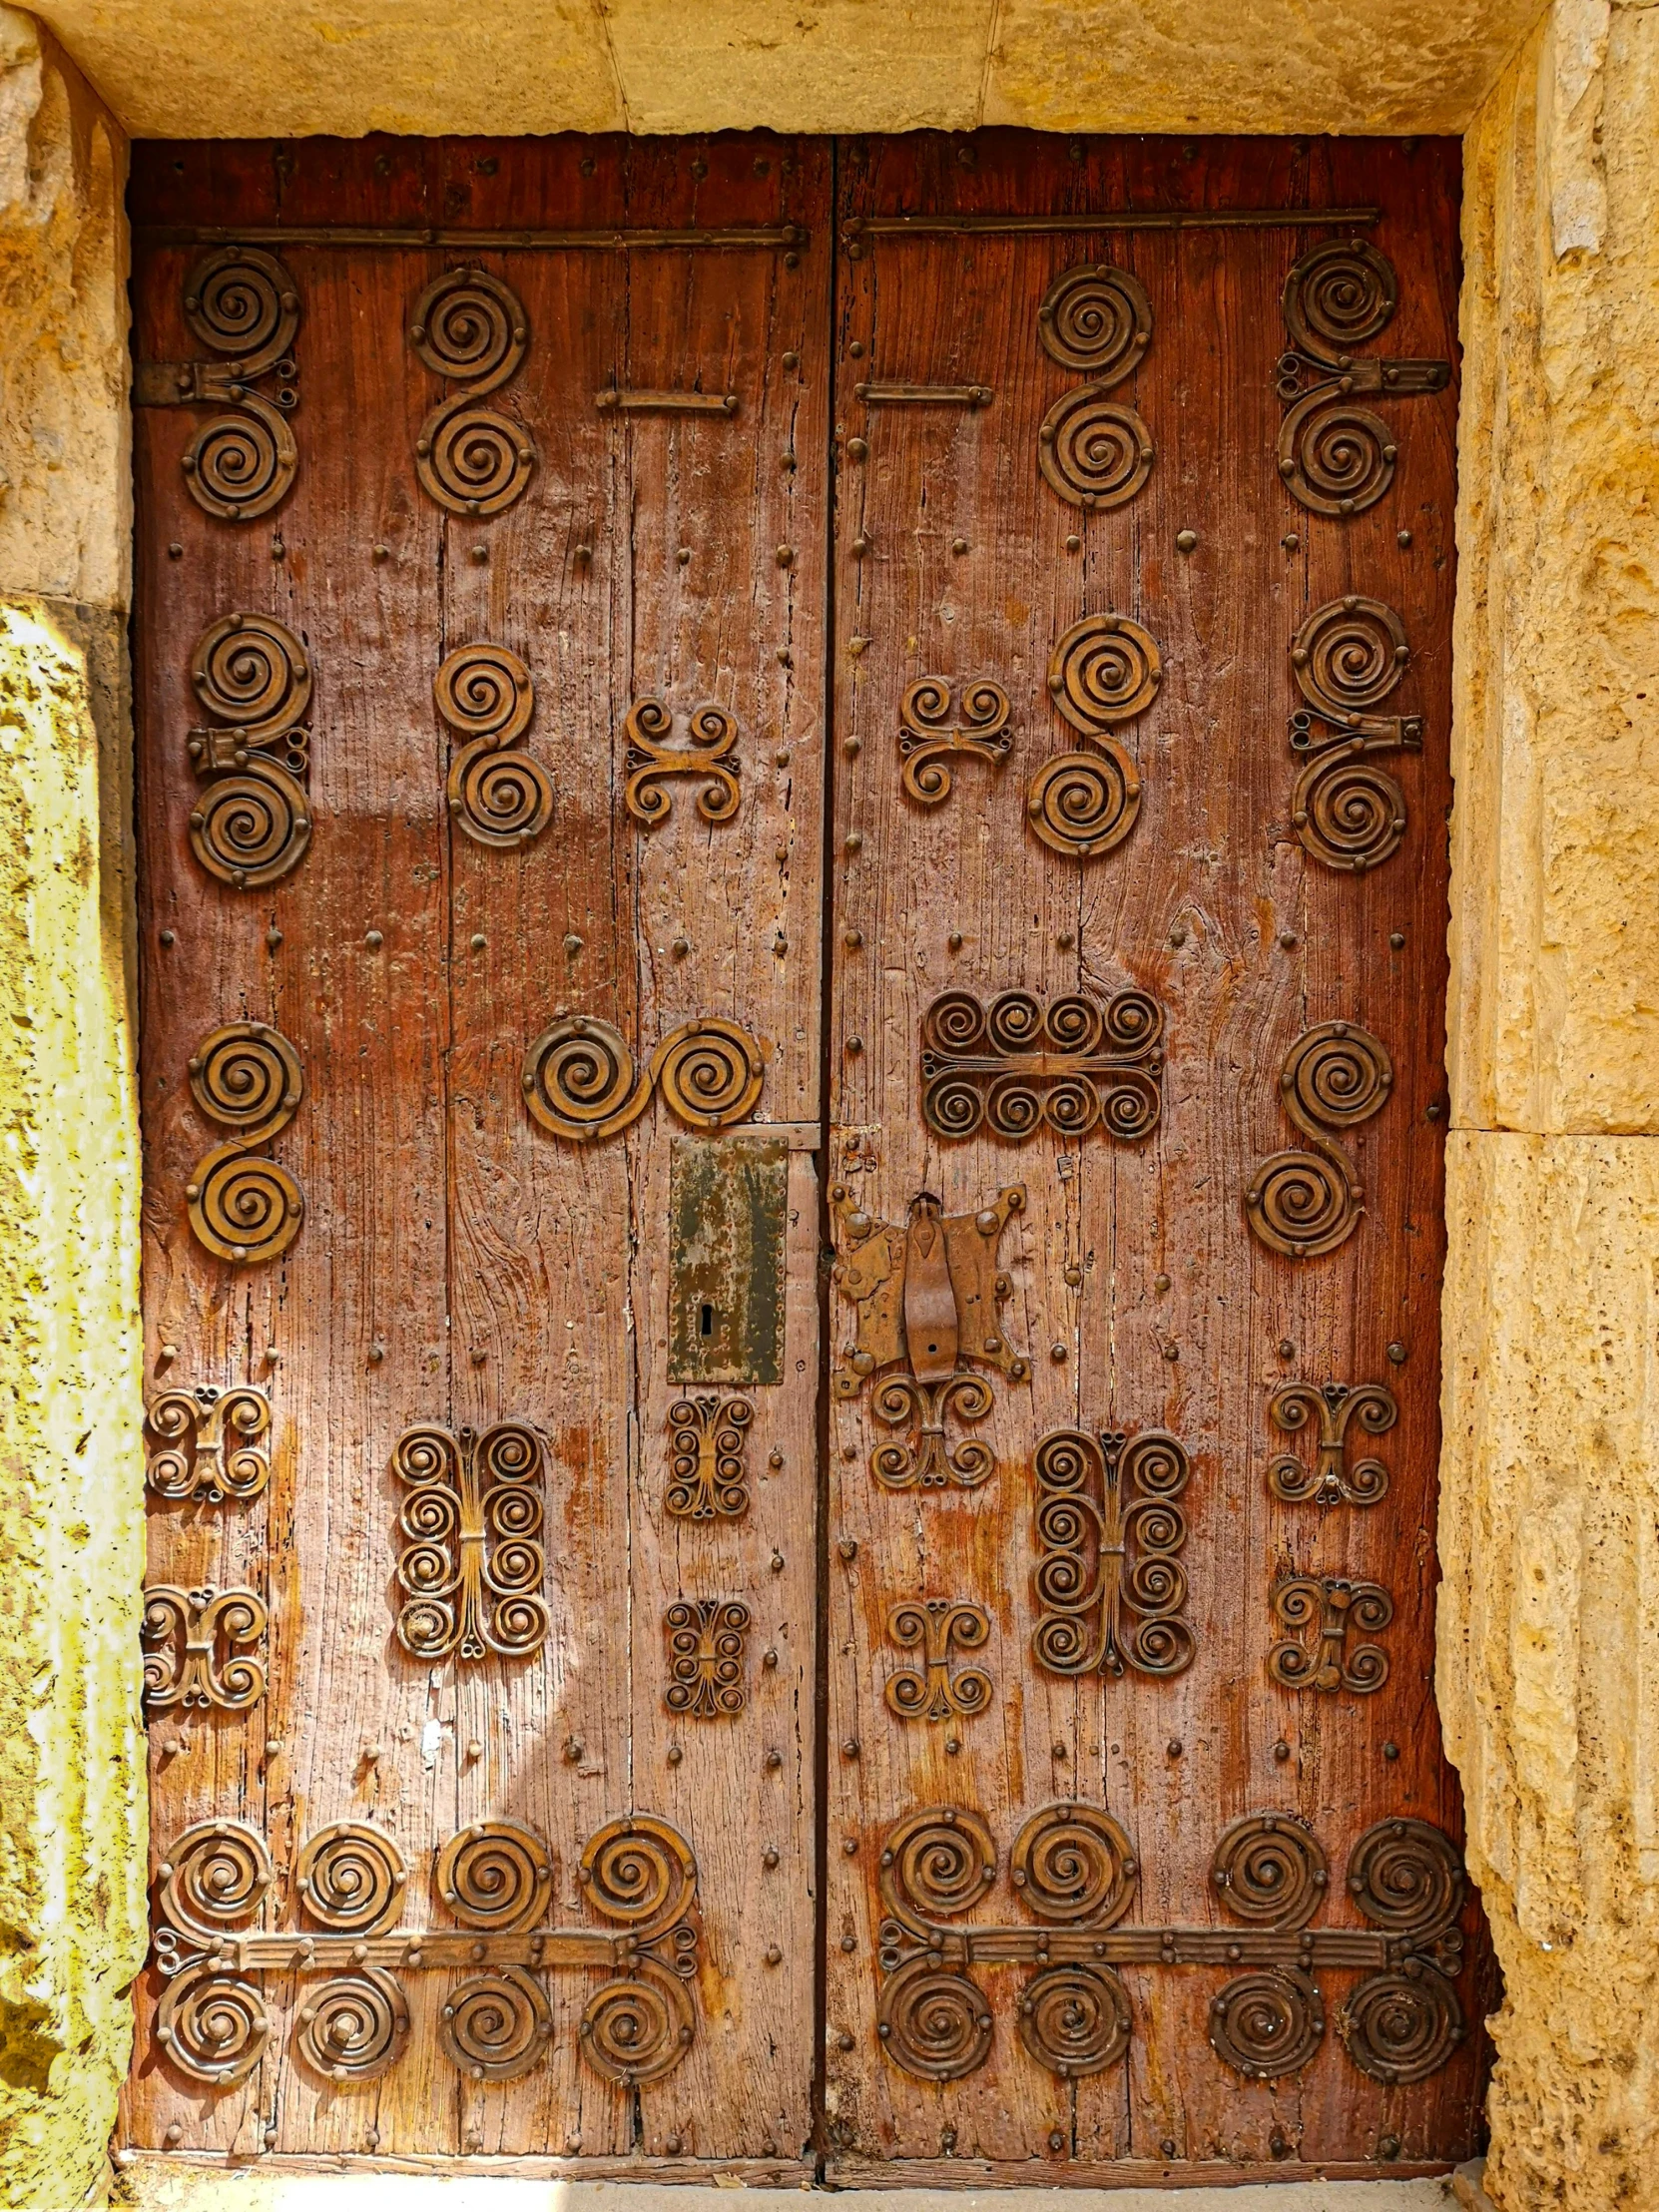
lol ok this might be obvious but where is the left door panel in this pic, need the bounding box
[125,137,829,2171]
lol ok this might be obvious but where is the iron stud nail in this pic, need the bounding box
[1176,529,1198,552]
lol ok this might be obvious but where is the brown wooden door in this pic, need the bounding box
[125,130,1489,2182]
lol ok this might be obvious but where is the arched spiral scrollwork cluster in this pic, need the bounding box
[392,1419,550,1663]
[1287,594,1422,872]
[1035,262,1154,512]
[1026,612,1160,860]
[622,697,742,828]
[409,267,538,516]
[186,613,313,888]
[1268,1573,1394,1694]
[150,1812,703,2090]
[1245,1019,1393,1258]
[666,1394,754,1520]
[136,246,300,521]
[1030,1424,1195,1680]
[897,677,1012,808]
[1267,1378,1397,1505]
[434,642,553,848]
[867,1802,1467,2090]
[663,1598,752,1717]
[144,1383,272,1505]
[522,1013,765,1142]
[142,1583,268,1713]
[1276,238,1450,518]
[920,983,1164,1142]
[184,1022,305,1266]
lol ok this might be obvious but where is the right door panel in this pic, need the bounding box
[823,132,1491,2183]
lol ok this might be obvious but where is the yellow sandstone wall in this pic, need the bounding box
[0,10,147,2209]
[1441,3,1659,2207]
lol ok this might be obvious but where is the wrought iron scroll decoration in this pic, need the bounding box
[1245,1020,1392,1259]
[187,613,312,888]
[1276,239,1450,517]
[830,1176,1029,1493]
[666,1395,755,1521]
[522,1015,766,1142]
[434,642,553,848]
[1035,262,1154,512]
[392,1420,550,1663]
[1030,1426,1195,1679]
[184,1022,305,1266]
[1288,595,1422,872]
[134,245,300,521]
[1268,1575,1394,1693]
[870,1803,1468,2089]
[883,1600,994,1723]
[1267,1381,1397,1506]
[408,266,538,516]
[920,984,1164,1142]
[898,678,1012,808]
[622,698,742,829]
[143,1585,268,1713]
[151,1813,703,2088]
[144,1384,272,1504]
[664,1599,752,1717]
[1026,613,1158,860]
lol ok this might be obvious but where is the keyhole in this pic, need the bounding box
[700,1302,716,1340]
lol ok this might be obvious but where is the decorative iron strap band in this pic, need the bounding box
[141,224,810,253]
[830,1180,1029,1492]
[898,678,1012,807]
[144,1384,272,1504]
[884,1600,993,1723]
[1027,612,1159,858]
[622,698,742,827]
[1269,1574,1394,1692]
[142,1585,267,1712]
[522,1015,766,1141]
[666,1395,755,1521]
[870,1803,1467,2089]
[392,1420,549,1662]
[151,1814,702,2089]
[597,387,740,415]
[854,382,993,407]
[841,209,1381,248]
[134,246,300,521]
[1276,239,1450,517]
[186,613,312,887]
[1267,1380,1397,1505]
[409,267,538,515]
[1245,1020,1392,1258]
[1287,594,1421,872]
[184,1023,305,1265]
[433,642,552,847]
[920,987,1164,1142]
[664,1599,752,1716]
[1030,1426,1194,1679]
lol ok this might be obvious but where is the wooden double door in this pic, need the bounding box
[125,131,1491,2181]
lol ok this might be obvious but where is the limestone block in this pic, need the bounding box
[1449,0,1659,1135]
[983,0,1544,135]
[0,594,147,2211]
[1438,1130,1659,2210]
[0,7,129,609]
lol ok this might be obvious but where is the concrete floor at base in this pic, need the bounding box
[115,2163,1488,2212]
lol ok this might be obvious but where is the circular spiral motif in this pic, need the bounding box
[438,1822,553,1933]
[1048,614,1162,733]
[192,613,311,735]
[1210,1815,1330,1929]
[409,268,528,392]
[440,1966,553,2080]
[1341,1965,1463,2084]
[1030,1613,1095,1672]
[434,642,533,743]
[1284,1021,1392,1131]
[1292,596,1409,716]
[392,1422,459,1488]
[1245,1145,1352,1259]
[1128,1615,1197,1674]
[190,764,310,889]
[1011,1803,1137,1927]
[1285,239,1398,356]
[397,1597,455,1652]
[161,1820,274,1933]
[654,1019,766,1129]
[1044,994,1104,1052]
[183,396,297,522]
[922,992,987,1055]
[523,1016,639,1138]
[877,1959,993,2082]
[189,1147,305,1266]
[1032,1427,1098,1495]
[580,1818,694,1929]
[295,1969,409,2082]
[1279,394,1394,517]
[920,1074,984,1139]
[1123,1429,1190,1498]
[1103,988,1164,1053]
[415,396,537,516]
[1347,1818,1465,1936]
[1292,752,1407,872]
[985,991,1042,1052]
[1209,1967,1326,2079]
[985,1074,1044,1141]
[185,246,299,371]
[448,738,554,848]
[158,1966,270,2084]
[1018,1963,1133,2077]
[189,1022,302,1139]
[580,1962,694,2084]
[1038,389,1154,511]
[1037,263,1152,381]
[1098,1070,1163,1142]
[295,1823,406,1934]
[1026,743,1142,858]
[881,1806,996,1921]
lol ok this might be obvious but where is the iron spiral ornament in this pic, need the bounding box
[434,641,552,847]
[186,612,313,887]
[1030,1425,1195,1679]
[878,1958,994,2082]
[295,1823,407,1934]
[1245,1020,1392,1258]
[1286,593,1421,872]
[158,1966,271,2084]
[920,986,1165,1144]
[170,245,301,522]
[184,246,300,370]
[1011,1803,1137,1926]
[296,1969,409,2082]
[160,1818,274,1935]
[1027,612,1160,861]
[441,1966,554,2080]
[881,1806,998,1922]
[1018,1962,1133,2077]
[437,1822,553,1932]
[1037,263,1152,380]
[393,1419,549,1663]
[1209,1965,1326,2079]
[622,697,742,828]
[1347,1816,1466,1936]
[1049,613,1162,730]
[144,1383,273,1505]
[409,265,537,515]
[1025,746,1140,857]
[1341,1963,1465,2084]
[580,1815,698,1931]
[409,268,528,392]
[1038,389,1154,510]
[184,1021,305,1265]
[1267,1379,1396,1505]
[522,1014,765,1142]
[1210,1815,1330,1928]
[580,1960,696,2084]
[897,676,1013,807]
